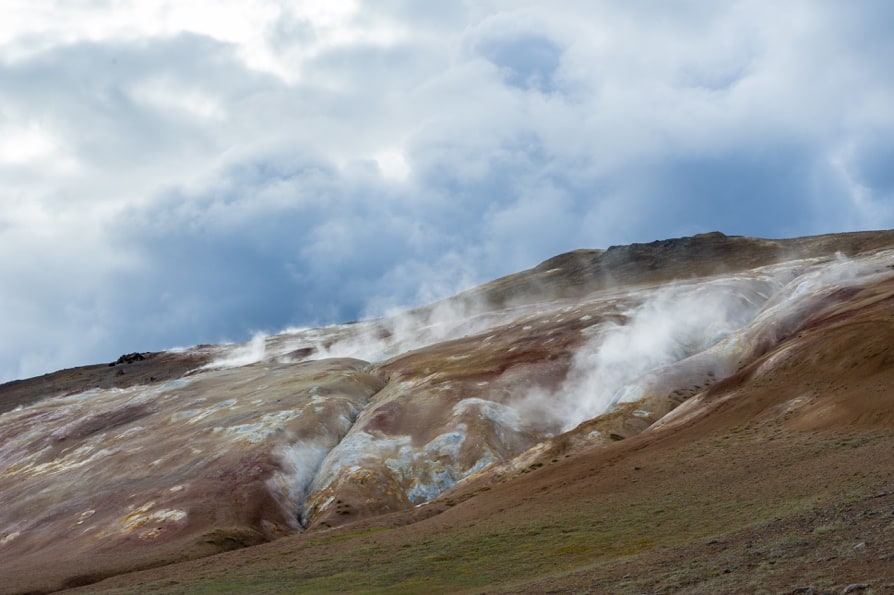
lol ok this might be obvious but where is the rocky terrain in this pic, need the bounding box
[1,230,893,594]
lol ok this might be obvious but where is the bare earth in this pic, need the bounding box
[2,231,893,594]
[58,412,894,593]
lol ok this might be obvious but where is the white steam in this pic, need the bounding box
[546,250,894,431]
[550,273,788,430]
[274,296,532,365]
[203,332,268,369]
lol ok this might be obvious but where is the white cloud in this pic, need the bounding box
[0,122,59,165]
[1,1,894,381]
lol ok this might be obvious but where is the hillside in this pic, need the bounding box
[1,231,894,594]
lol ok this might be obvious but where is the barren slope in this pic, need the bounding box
[2,230,894,593]
[63,260,894,594]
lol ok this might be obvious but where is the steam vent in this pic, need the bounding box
[3,230,894,593]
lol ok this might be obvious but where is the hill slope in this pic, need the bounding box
[2,230,894,594]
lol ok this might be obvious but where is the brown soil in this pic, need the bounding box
[53,417,893,594]
[446,229,894,311]
[55,297,894,593]
[4,230,894,594]
[0,351,211,415]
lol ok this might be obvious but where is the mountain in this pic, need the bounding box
[2,230,893,594]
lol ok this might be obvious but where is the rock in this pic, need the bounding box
[842,584,870,594]
[110,352,147,366]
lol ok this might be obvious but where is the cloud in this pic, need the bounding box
[2,1,894,381]
[474,33,563,93]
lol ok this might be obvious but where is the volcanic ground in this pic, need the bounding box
[1,231,893,594]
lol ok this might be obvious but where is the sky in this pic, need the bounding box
[1,0,893,382]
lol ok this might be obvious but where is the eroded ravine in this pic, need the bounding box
[0,358,385,585]
[297,251,894,528]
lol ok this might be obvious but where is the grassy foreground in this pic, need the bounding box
[73,420,894,594]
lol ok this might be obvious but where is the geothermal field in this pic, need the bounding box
[1,231,893,593]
